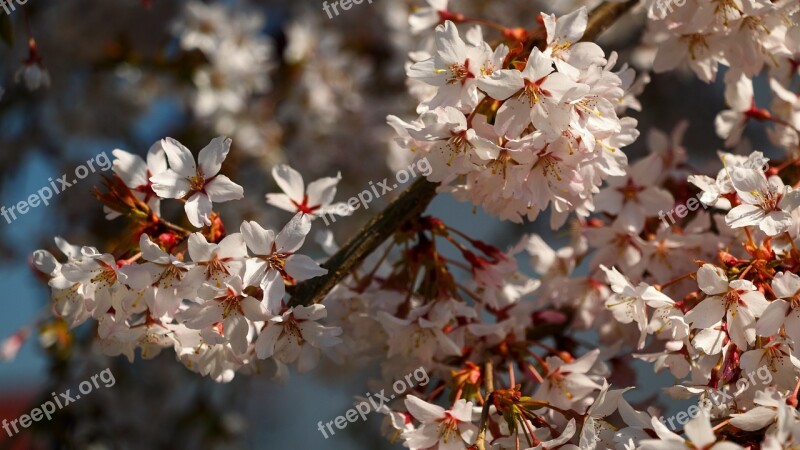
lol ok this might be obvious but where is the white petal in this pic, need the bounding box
[684,413,715,447]
[697,265,729,295]
[243,258,268,287]
[773,272,800,299]
[759,210,791,236]
[692,328,726,355]
[139,234,168,263]
[306,174,341,208]
[285,254,327,281]
[265,193,298,213]
[275,213,311,253]
[112,149,148,188]
[197,136,231,177]
[187,233,215,262]
[685,297,726,328]
[185,192,212,228]
[150,170,191,199]
[240,296,270,321]
[293,304,327,321]
[756,300,789,336]
[726,203,766,229]
[240,221,275,256]
[162,138,197,177]
[205,175,244,203]
[146,140,168,174]
[261,270,286,315]
[477,69,524,100]
[255,322,283,359]
[272,164,305,201]
[728,306,756,349]
[404,395,445,423]
[217,233,247,259]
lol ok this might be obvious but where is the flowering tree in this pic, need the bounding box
[3,0,800,448]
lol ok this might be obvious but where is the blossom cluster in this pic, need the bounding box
[8,0,800,448]
[390,4,642,226]
[32,137,346,382]
[172,2,275,155]
[501,130,800,448]
[644,0,800,152]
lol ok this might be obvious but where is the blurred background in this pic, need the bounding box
[0,0,777,448]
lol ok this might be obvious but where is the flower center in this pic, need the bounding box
[444,59,475,85]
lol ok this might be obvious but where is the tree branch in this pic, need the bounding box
[288,0,641,307]
[288,178,439,306]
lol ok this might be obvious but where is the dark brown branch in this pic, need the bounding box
[288,0,641,307]
[584,0,640,42]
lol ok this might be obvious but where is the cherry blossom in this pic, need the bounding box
[601,265,674,348]
[725,167,800,236]
[594,153,674,233]
[150,136,244,227]
[535,349,602,410]
[184,232,247,288]
[241,213,327,314]
[254,304,342,372]
[640,412,744,450]
[407,20,495,110]
[402,396,477,450]
[685,264,769,350]
[265,164,349,220]
[109,141,168,218]
[541,7,606,76]
[17,1,800,448]
[180,276,269,355]
[757,272,800,344]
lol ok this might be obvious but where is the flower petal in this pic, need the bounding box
[285,254,327,281]
[197,136,231,177]
[185,192,212,228]
[162,138,197,177]
[275,213,311,253]
[205,175,244,203]
[272,164,305,201]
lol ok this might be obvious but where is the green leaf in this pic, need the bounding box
[0,13,12,47]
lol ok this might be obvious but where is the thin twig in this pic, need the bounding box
[475,361,495,450]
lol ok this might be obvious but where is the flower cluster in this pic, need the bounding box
[33,138,344,382]
[645,0,800,152]
[10,0,800,448]
[390,6,641,225]
[589,144,800,448]
[172,1,276,155]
